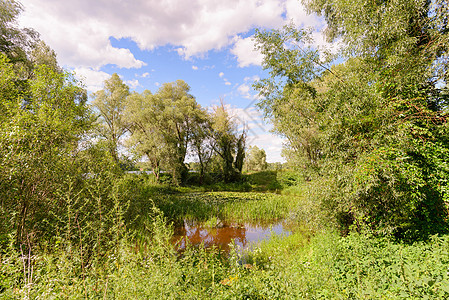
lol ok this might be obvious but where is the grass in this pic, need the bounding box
[2,171,449,299]
[178,170,285,193]
[155,191,302,225]
[4,216,449,299]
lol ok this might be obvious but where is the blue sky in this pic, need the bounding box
[18,0,331,162]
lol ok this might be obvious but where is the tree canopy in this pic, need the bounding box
[245,145,268,172]
[0,0,38,69]
[124,80,211,184]
[253,0,449,238]
[92,73,130,163]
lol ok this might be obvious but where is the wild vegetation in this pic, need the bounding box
[254,0,449,239]
[1,0,449,298]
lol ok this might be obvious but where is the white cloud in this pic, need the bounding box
[19,1,146,69]
[238,84,251,98]
[192,65,199,70]
[231,36,264,67]
[125,79,141,89]
[171,0,285,59]
[249,133,286,162]
[219,72,232,86]
[229,1,329,68]
[141,72,151,78]
[237,80,260,100]
[224,105,285,162]
[310,31,342,59]
[224,106,266,135]
[244,75,260,82]
[18,0,324,69]
[285,0,323,29]
[73,67,111,92]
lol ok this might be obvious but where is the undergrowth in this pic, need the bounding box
[158,192,300,224]
[2,209,449,299]
[2,172,449,299]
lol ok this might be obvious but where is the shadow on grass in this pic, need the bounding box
[179,171,283,193]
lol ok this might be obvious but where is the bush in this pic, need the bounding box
[276,170,303,188]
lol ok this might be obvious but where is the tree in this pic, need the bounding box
[159,80,209,184]
[29,40,61,73]
[0,54,93,246]
[210,101,246,182]
[124,80,207,184]
[0,2,127,262]
[0,0,38,69]
[253,24,323,170]
[155,80,207,184]
[253,0,449,238]
[92,73,130,163]
[245,145,268,172]
[234,130,246,174]
[125,90,167,180]
[305,0,449,238]
[190,113,214,184]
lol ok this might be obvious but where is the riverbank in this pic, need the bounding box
[1,172,449,298]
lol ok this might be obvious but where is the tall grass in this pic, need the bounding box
[2,206,449,299]
[220,192,298,222]
[155,192,301,225]
[2,172,449,299]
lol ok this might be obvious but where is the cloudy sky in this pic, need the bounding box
[18,0,327,162]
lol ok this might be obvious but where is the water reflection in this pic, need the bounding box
[172,219,290,252]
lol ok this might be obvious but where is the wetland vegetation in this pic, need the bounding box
[1,0,449,298]
[2,170,449,299]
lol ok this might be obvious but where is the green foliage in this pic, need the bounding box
[244,145,268,172]
[245,170,282,191]
[28,40,61,72]
[276,169,303,188]
[189,110,215,184]
[0,56,95,247]
[4,213,448,299]
[182,170,283,192]
[0,0,38,69]
[210,101,246,183]
[220,192,298,223]
[289,232,449,298]
[253,0,449,237]
[2,0,449,297]
[153,192,299,225]
[92,73,130,163]
[125,80,209,185]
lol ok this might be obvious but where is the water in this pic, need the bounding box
[172,219,291,252]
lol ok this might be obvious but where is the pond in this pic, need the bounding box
[172,219,292,252]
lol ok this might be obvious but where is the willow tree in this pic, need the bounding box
[245,145,268,172]
[210,101,246,182]
[0,54,93,246]
[0,0,38,68]
[254,0,449,238]
[190,109,214,184]
[92,73,130,163]
[125,80,208,184]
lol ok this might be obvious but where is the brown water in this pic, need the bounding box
[172,219,291,252]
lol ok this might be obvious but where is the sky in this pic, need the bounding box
[17,0,329,163]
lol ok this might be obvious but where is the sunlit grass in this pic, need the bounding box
[3,172,448,299]
[3,199,449,299]
[155,191,302,225]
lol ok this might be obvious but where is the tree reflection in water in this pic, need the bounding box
[172,220,289,252]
